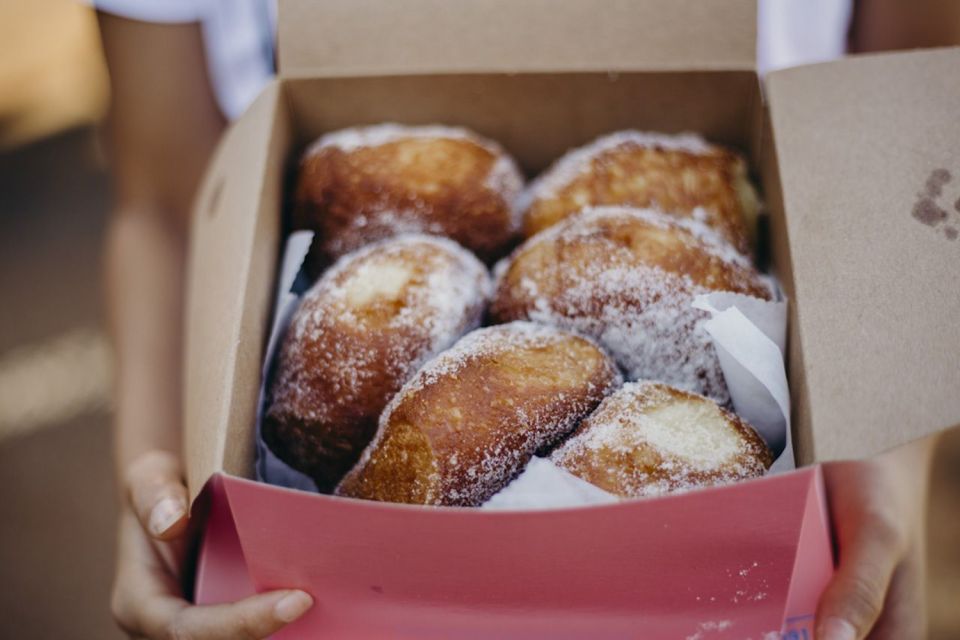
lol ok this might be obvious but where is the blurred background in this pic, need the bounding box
[0,2,957,638]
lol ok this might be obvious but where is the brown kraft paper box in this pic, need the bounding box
[183,1,960,637]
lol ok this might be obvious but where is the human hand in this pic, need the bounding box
[111,451,313,639]
[816,437,936,639]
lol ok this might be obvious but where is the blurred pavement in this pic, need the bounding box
[0,128,121,639]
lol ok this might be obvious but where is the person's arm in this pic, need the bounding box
[850,0,960,53]
[101,13,222,476]
[99,13,311,638]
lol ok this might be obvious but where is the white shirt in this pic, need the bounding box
[93,0,852,120]
[758,0,853,76]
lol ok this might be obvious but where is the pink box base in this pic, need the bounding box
[195,467,833,639]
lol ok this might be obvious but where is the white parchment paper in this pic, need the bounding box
[255,231,318,491]
[483,457,621,510]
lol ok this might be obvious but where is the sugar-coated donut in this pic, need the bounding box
[335,322,622,506]
[550,381,772,498]
[294,123,524,265]
[490,206,772,405]
[520,131,758,252]
[263,234,491,491]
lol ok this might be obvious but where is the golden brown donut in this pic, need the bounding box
[263,234,491,491]
[294,124,524,265]
[520,131,758,252]
[550,381,773,498]
[335,322,622,506]
[490,206,772,406]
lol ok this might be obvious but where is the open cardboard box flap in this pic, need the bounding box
[184,82,287,500]
[277,0,757,78]
[766,47,960,464]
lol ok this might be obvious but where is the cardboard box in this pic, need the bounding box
[183,1,960,637]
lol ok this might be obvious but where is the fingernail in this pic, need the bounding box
[275,591,313,623]
[818,617,856,640]
[149,497,185,536]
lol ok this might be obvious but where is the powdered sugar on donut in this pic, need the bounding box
[518,130,717,211]
[551,381,770,498]
[492,207,772,406]
[270,234,490,425]
[321,211,448,262]
[306,123,523,205]
[307,123,485,154]
[534,262,727,403]
[389,321,608,401]
[347,322,621,505]
[302,124,525,257]
[571,382,743,467]
[486,153,525,229]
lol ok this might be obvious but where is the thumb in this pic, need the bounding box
[125,450,190,540]
[137,589,314,640]
[815,517,904,639]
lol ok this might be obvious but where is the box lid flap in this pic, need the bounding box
[277,0,757,78]
[184,82,286,501]
[767,48,960,462]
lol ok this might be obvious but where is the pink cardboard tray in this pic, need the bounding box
[195,466,833,639]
